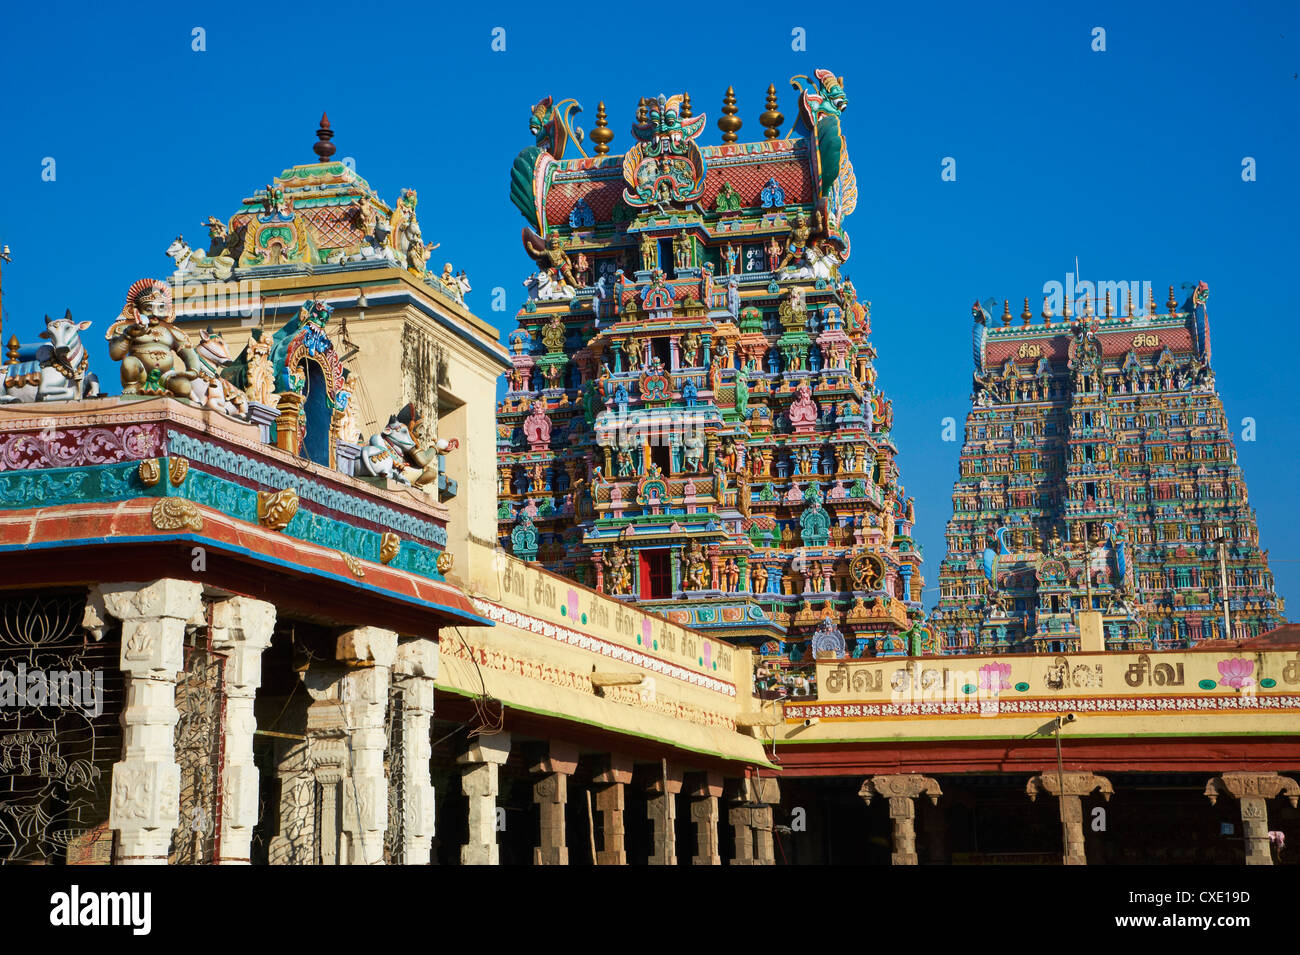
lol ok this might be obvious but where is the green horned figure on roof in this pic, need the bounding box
[510,96,587,231]
[790,69,856,225]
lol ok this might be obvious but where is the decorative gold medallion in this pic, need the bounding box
[257,488,299,531]
[436,551,454,574]
[137,459,161,487]
[341,552,366,578]
[379,532,400,565]
[151,498,203,531]
[168,456,189,486]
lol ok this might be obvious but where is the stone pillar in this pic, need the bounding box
[529,742,578,865]
[210,596,277,864]
[639,762,682,865]
[685,771,723,865]
[392,637,438,864]
[303,667,347,865]
[1026,770,1113,865]
[337,626,397,865]
[860,774,942,865]
[268,734,314,865]
[1205,771,1300,865]
[100,579,204,865]
[592,755,633,865]
[728,776,779,865]
[457,732,512,865]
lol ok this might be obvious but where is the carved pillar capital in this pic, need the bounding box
[1205,772,1298,866]
[1027,770,1111,866]
[860,774,941,865]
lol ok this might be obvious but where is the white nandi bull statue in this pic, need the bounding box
[0,310,101,403]
[166,236,236,281]
[190,328,249,418]
[358,404,439,487]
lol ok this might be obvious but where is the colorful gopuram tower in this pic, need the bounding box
[496,74,929,659]
[932,284,1285,654]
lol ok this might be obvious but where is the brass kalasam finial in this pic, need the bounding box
[760,83,784,138]
[1126,287,1134,318]
[1166,285,1178,313]
[1001,299,1012,326]
[1148,288,1158,315]
[718,86,742,144]
[636,98,648,124]
[1042,296,1054,322]
[1104,288,1113,317]
[1062,292,1072,319]
[314,112,336,162]
[1021,297,1033,325]
[591,101,614,156]
[681,91,692,119]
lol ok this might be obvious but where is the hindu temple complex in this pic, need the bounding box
[496,75,929,662]
[930,289,1285,655]
[0,78,1296,871]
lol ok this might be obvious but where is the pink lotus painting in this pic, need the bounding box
[1217,658,1255,689]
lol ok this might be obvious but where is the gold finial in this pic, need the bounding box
[1021,297,1033,325]
[1104,288,1113,317]
[1062,292,1072,319]
[1148,288,1158,315]
[313,111,336,162]
[1041,296,1054,322]
[1082,296,1093,317]
[1125,287,1134,319]
[760,84,784,138]
[5,334,19,364]
[1166,285,1178,313]
[1001,299,1012,325]
[590,101,614,156]
[681,92,692,119]
[636,98,648,124]
[718,86,742,144]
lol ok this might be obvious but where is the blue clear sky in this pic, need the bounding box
[2,1,1297,613]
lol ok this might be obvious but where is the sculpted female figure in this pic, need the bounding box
[106,279,201,398]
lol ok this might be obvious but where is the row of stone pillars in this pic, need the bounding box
[97,577,443,865]
[457,740,780,865]
[860,770,1299,865]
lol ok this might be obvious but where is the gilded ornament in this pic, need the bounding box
[341,552,366,578]
[380,532,400,565]
[257,488,299,531]
[151,498,203,531]
[437,551,454,574]
[168,456,189,487]
[138,458,161,487]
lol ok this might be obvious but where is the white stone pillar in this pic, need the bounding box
[392,637,438,864]
[268,736,315,865]
[304,668,348,865]
[100,579,204,865]
[458,732,512,865]
[210,596,276,864]
[338,626,397,865]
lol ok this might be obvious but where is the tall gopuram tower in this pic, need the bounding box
[497,74,929,658]
[932,284,1285,655]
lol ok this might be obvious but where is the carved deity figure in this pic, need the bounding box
[779,211,821,271]
[107,279,202,399]
[684,539,710,591]
[722,242,738,276]
[603,545,633,595]
[680,331,699,367]
[640,233,658,271]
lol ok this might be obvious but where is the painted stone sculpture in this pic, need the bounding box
[106,279,202,399]
[0,310,100,403]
